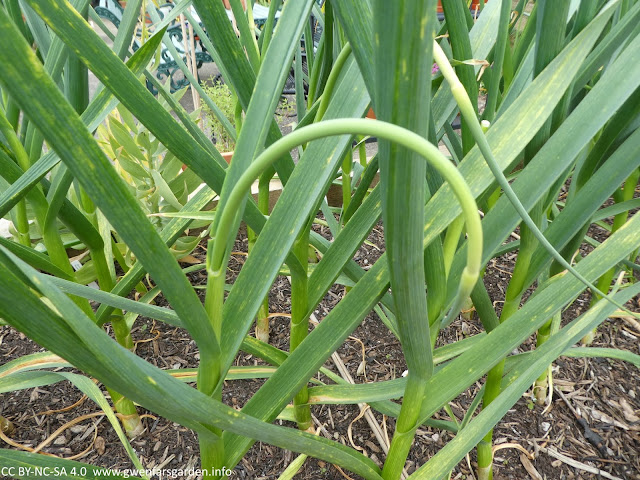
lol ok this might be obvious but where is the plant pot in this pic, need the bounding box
[220,151,233,163]
[437,0,482,13]
[365,108,376,119]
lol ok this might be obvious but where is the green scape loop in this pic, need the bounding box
[210,118,483,320]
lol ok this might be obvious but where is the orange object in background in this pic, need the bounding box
[437,0,482,13]
[222,0,246,9]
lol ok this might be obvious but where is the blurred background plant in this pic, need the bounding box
[201,79,237,153]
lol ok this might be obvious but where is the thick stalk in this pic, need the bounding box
[108,389,143,437]
[4,97,20,131]
[375,2,439,474]
[258,0,281,54]
[206,117,482,474]
[202,237,225,478]
[209,118,481,479]
[501,31,515,92]
[443,214,465,277]
[306,36,325,109]
[12,200,30,247]
[315,0,334,104]
[229,0,260,72]
[534,310,560,403]
[68,14,142,433]
[290,233,312,431]
[88,198,141,435]
[358,136,367,167]
[208,120,483,415]
[209,120,482,347]
[381,377,426,478]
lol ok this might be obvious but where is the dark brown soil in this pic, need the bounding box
[1,216,639,480]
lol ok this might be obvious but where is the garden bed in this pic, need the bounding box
[1,220,638,480]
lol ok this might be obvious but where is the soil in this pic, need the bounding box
[1,206,639,480]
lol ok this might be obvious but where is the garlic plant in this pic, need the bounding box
[0,0,639,479]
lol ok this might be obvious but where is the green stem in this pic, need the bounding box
[85,191,141,435]
[341,150,352,215]
[583,168,640,343]
[290,233,312,431]
[441,0,479,155]
[306,35,325,109]
[254,170,272,343]
[108,388,143,437]
[208,117,483,466]
[0,107,30,247]
[482,0,511,122]
[229,0,261,72]
[502,32,514,92]
[358,136,367,167]
[0,106,73,276]
[210,119,482,463]
[13,200,31,247]
[442,214,465,277]
[381,376,426,479]
[258,0,281,55]
[534,310,559,404]
[314,42,352,122]
[4,97,20,131]
[476,232,537,477]
[202,236,225,478]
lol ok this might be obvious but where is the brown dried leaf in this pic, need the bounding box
[520,453,543,480]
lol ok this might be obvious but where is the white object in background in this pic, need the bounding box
[71,259,99,290]
[0,219,13,238]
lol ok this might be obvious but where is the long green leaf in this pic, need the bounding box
[446,25,640,297]
[0,250,383,480]
[411,280,640,478]
[0,24,166,218]
[562,346,640,368]
[0,370,146,475]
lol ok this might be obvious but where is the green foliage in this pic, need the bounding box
[0,1,639,480]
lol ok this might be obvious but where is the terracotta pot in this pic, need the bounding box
[437,0,482,13]
[220,151,233,163]
[365,108,375,119]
